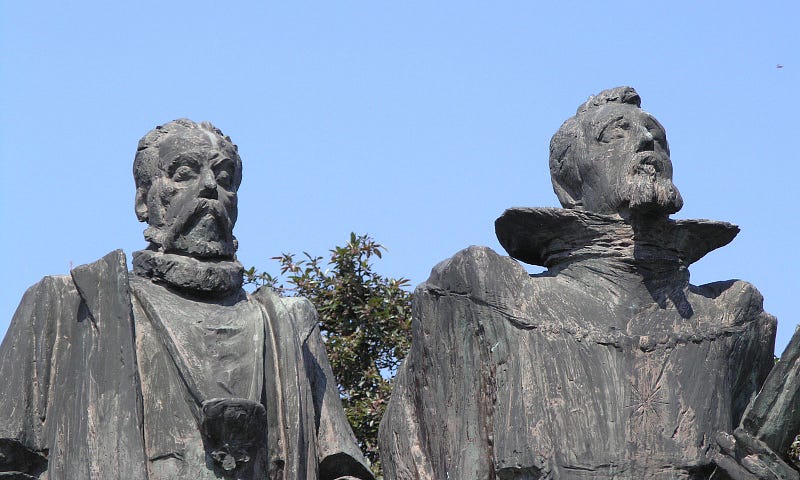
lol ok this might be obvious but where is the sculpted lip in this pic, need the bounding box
[180,199,230,234]
[629,152,664,178]
[161,197,235,257]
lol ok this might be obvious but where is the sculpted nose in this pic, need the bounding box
[199,168,218,199]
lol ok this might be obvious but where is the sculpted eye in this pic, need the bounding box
[598,120,629,143]
[172,165,195,182]
[648,126,666,142]
[216,170,232,188]
[214,159,236,189]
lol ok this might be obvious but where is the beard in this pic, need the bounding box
[616,151,683,215]
[146,198,237,259]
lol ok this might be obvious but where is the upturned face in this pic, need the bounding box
[577,104,683,216]
[138,130,240,258]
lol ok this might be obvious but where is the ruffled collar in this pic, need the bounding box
[132,249,244,298]
[495,207,739,271]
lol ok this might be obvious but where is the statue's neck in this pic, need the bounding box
[552,246,690,309]
[132,249,244,299]
[495,207,739,308]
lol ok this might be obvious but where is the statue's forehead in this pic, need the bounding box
[156,132,238,165]
[158,130,213,152]
[580,104,663,132]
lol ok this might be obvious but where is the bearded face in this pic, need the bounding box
[577,104,683,216]
[137,131,240,259]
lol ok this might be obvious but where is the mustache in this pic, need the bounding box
[625,151,669,179]
[163,199,233,246]
[616,152,683,213]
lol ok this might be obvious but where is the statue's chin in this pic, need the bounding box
[618,175,683,216]
[144,226,237,259]
[169,239,236,259]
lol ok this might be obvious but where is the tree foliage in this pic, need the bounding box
[245,233,412,475]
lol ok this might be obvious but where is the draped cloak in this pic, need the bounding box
[378,209,777,480]
[0,250,373,480]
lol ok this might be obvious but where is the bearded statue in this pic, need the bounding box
[378,88,797,480]
[0,119,374,480]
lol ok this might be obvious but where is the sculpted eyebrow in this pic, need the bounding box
[212,156,235,169]
[648,118,666,134]
[166,154,200,174]
[596,115,624,139]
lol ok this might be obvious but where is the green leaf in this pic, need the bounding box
[250,233,412,476]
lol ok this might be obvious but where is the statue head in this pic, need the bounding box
[549,87,683,217]
[133,119,242,259]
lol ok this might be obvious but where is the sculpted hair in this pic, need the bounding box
[549,87,641,209]
[133,119,242,208]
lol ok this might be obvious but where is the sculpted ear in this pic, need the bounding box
[135,187,149,222]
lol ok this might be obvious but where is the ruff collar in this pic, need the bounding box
[495,207,739,270]
[132,250,244,298]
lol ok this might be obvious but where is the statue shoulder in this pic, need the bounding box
[250,287,319,342]
[12,249,129,323]
[691,278,772,323]
[31,273,77,296]
[13,274,79,326]
[426,245,530,292]
[69,249,131,311]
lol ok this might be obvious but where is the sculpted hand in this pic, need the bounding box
[712,326,800,480]
[713,430,798,480]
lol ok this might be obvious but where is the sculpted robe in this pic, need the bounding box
[379,209,776,480]
[0,250,373,480]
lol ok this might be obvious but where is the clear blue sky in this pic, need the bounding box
[1,2,798,354]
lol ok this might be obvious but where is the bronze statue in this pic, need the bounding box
[379,87,795,479]
[0,119,374,480]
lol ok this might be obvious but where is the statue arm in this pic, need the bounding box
[2,251,147,479]
[301,320,375,480]
[258,290,375,479]
[713,323,800,479]
[0,277,73,477]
